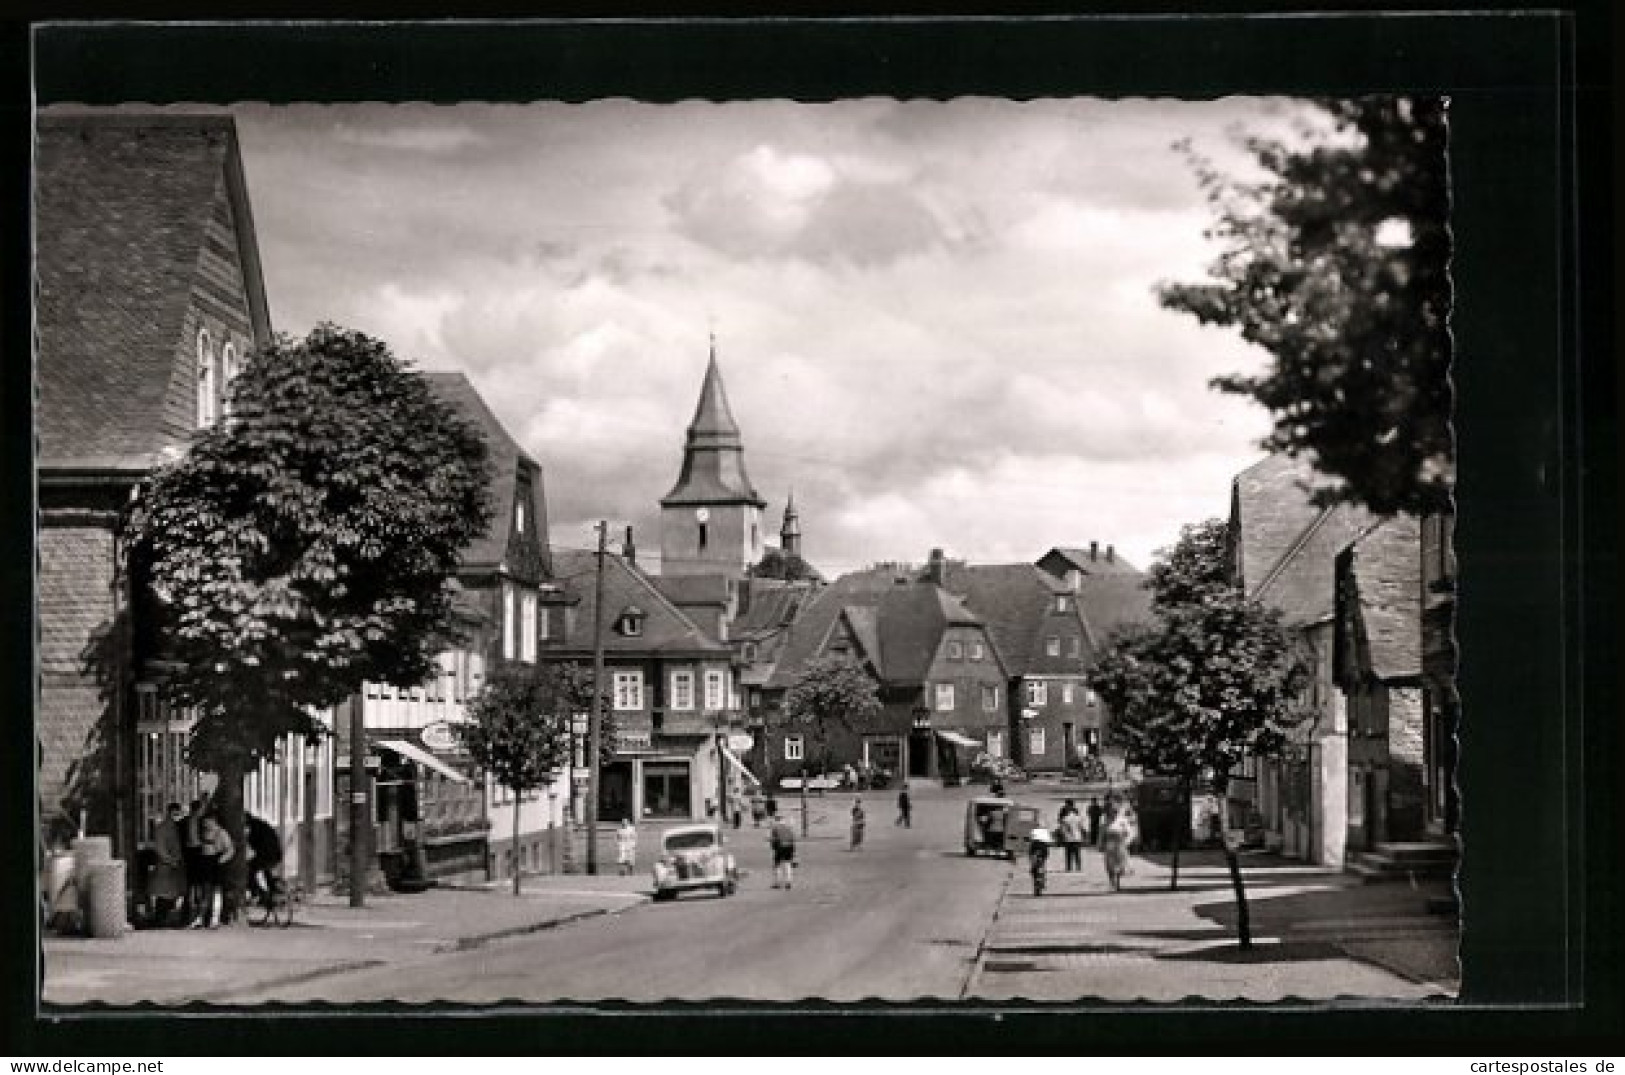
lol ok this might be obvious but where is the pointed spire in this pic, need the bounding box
[686,335,744,445]
[661,336,764,508]
[781,487,802,557]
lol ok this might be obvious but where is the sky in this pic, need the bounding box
[229,97,1318,577]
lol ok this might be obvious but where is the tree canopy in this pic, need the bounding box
[1159,97,1452,517]
[129,324,493,772]
[1092,519,1309,794]
[461,662,598,799]
[750,548,822,583]
[781,654,881,770]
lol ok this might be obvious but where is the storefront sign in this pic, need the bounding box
[726,733,754,752]
[616,730,653,752]
[420,721,459,752]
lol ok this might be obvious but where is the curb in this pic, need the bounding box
[959,859,1018,999]
[193,958,387,1004]
[438,895,652,953]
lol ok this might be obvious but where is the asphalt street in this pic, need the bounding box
[230,784,1010,1003]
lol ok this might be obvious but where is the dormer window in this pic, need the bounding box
[616,605,645,637]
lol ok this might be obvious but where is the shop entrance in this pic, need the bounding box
[642,761,692,819]
[908,730,933,778]
[598,762,633,823]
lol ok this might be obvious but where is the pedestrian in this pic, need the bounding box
[615,818,637,876]
[1057,799,1086,873]
[768,812,797,889]
[750,794,767,828]
[849,798,867,851]
[193,814,233,928]
[895,787,912,827]
[1086,796,1104,846]
[730,791,745,830]
[181,798,205,924]
[149,803,186,927]
[1100,802,1136,891]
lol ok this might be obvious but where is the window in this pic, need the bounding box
[618,607,645,637]
[1069,636,1082,658]
[986,730,1004,758]
[537,604,550,642]
[1086,688,1099,708]
[946,640,963,660]
[704,670,725,711]
[969,640,985,661]
[219,342,238,417]
[1062,682,1075,705]
[1026,681,1048,706]
[934,683,955,712]
[515,501,526,534]
[784,735,804,762]
[520,591,538,663]
[1055,595,1071,613]
[981,685,999,712]
[196,329,217,428]
[1029,727,1047,755]
[698,522,708,550]
[1045,636,1061,657]
[742,642,758,662]
[501,584,517,660]
[671,671,695,711]
[613,671,644,711]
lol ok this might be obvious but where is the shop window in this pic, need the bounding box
[643,762,692,819]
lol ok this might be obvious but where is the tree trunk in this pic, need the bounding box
[1169,778,1189,892]
[1218,781,1252,949]
[215,755,247,925]
[512,793,522,897]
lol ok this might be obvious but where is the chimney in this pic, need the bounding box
[1106,544,1115,563]
[927,547,946,585]
[1089,540,1099,562]
[623,525,636,566]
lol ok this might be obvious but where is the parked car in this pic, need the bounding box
[963,796,1041,859]
[651,824,739,901]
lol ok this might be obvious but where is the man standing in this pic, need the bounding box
[896,787,912,827]
[1057,800,1086,872]
[1087,796,1105,847]
[150,803,187,926]
[849,799,867,851]
[768,811,797,889]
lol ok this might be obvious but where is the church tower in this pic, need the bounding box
[780,489,802,559]
[659,339,766,576]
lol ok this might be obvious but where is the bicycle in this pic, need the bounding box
[249,871,301,928]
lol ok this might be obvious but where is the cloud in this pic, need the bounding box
[230,97,1309,579]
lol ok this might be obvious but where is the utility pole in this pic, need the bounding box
[585,520,608,875]
[348,695,367,907]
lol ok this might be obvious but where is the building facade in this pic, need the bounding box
[35,112,332,889]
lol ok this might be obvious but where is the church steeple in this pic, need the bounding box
[780,488,802,558]
[659,338,766,577]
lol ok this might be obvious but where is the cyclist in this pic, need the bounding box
[244,813,284,909]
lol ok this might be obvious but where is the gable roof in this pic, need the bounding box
[764,566,909,690]
[733,578,818,639]
[35,112,272,469]
[1338,517,1422,681]
[871,583,982,687]
[1232,453,1378,627]
[651,573,733,609]
[937,562,1056,674]
[421,371,542,574]
[550,548,728,657]
[1038,545,1140,578]
[1074,573,1155,645]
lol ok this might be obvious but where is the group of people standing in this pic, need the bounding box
[1050,795,1138,875]
[145,798,283,928]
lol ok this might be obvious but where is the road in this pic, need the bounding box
[234,784,1012,1003]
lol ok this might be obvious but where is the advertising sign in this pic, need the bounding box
[420,721,459,752]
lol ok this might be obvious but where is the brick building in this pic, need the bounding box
[35,113,334,882]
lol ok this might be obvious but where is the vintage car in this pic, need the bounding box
[651,824,739,901]
[963,796,1041,859]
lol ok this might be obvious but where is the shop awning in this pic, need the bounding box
[719,744,762,788]
[935,730,981,749]
[378,739,471,784]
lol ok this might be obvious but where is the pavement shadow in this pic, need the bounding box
[1152,939,1349,964]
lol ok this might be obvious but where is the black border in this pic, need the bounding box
[5,7,1617,1055]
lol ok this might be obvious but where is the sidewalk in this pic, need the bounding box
[967,849,1460,1003]
[41,872,650,1007]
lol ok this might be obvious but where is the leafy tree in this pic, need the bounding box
[1159,97,1452,517]
[462,661,604,895]
[1091,520,1308,946]
[781,654,881,834]
[1146,518,1233,613]
[128,324,492,909]
[750,548,821,583]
